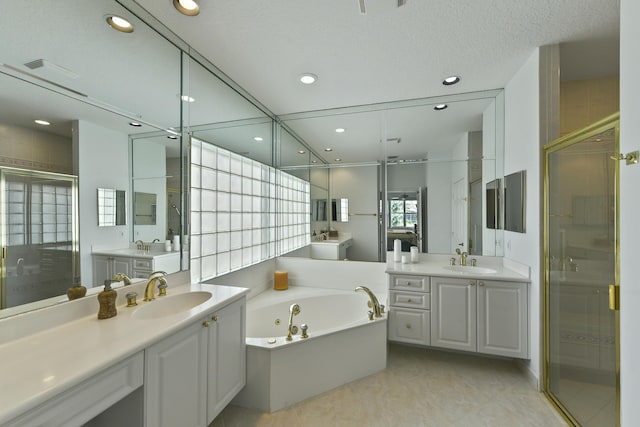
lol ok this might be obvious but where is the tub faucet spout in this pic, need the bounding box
[286,303,301,341]
[355,286,382,318]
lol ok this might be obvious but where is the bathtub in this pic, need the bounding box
[232,286,388,412]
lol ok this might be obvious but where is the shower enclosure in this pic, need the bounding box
[543,114,619,426]
[0,168,78,309]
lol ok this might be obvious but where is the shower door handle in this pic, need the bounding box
[609,284,620,311]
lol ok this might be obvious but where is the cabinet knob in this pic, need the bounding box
[202,321,210,328]
[406,324,412,329]
[212,315,219,322]
[479,282,485,287]
[470,281,475,286]
[407,298,412,303]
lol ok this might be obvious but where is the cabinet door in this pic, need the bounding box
[113,257,131,277]
[92,256,111,285]
[207,298,246,424]
[388,307,430,345]
[477,280,529,358]
[431,277,476,351]
[145,320,208,427]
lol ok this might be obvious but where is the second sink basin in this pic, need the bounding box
[132,291,213,320]
[443,265,498,274]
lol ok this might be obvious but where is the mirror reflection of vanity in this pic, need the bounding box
[0,0,507,318]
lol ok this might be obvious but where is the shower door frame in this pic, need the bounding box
[542,112,620,426]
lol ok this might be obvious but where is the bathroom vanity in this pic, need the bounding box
[0,280,248,427]
[310,234,353,260]
[91,248,181,284]
[386,256,530,359]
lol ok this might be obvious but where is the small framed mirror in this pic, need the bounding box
[134,192,157,225]
[97,188,126,227]
[504,170,526,233]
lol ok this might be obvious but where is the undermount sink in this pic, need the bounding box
[443,265,498,274]
[132,291,213,320]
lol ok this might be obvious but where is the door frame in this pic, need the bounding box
[542,112,620,426]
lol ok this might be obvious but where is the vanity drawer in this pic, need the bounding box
[389,275,430,292]
[133,258,153,270]
[390,290,430,309]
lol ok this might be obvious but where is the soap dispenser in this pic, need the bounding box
[98,280,118,319]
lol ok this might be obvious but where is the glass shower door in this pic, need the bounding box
[544,115,619,426]
[1,168,78,309]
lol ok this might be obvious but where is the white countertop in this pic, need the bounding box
[385,255,530,282]
[91,247,180,259]
[0,282,249,425]
[310,234,353,246]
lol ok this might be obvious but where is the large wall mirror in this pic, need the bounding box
[279,90,505,261]
[0,0,189,315]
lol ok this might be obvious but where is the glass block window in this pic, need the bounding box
[4,174,73,246]
[190,138,310,282]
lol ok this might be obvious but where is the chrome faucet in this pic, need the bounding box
[355,286,382,318]
[456,248,468,266]
[286,303,301,341]
[144,271,167,301]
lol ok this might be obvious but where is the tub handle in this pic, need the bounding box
[368,310,374,321]
[301,324,309,339]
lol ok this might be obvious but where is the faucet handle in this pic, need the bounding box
[158,282,168,296]
[367,310,374,321]
[450,257,456,266]
[300,324,309,339]
[380,304,385,314]
[470,258,477,267]
[126,292,138,307]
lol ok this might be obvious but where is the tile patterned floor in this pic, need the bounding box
[211,344,568,427]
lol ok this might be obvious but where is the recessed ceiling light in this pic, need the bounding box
[253,136,264,142]
[129,122,142,127]
[299,73,318,85]
[312,160,318,163]
[173,0,200,16]
[335,128,345,133]
[442,75,460,86]
[180,95,195,103]
[298,150,306,154]
[106,15,134,33]
[335,158,342,162]
[34,119,50,126]
[434,104,448,111]
[324,148,333,152]
[167,135,178,140]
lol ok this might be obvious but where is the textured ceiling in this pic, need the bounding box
[135,0,620,115]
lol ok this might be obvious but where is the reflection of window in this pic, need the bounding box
[389,199,418,228]
[6,175,73,245]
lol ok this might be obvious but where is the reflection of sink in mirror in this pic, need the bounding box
[132,291,212,320]
[443,265,498,274]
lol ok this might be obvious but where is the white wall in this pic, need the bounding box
[426,162,452,253]
[132,140,167,242]
[619,0,639,423]
[74,120,130,287]
[503,49,542,383]
[329,165,379,261]
[387,163,426,192]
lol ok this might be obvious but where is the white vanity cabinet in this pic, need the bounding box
[93,255,131,284]
[92,253,180,284]
[431,276,529,358]
[388,275,431,345]
[144,297,246,427]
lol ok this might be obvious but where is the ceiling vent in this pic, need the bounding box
[24,59,79,79]
[386,137,402,144]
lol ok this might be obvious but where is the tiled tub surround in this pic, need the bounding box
[233,286,387,412]
[0,275,248,426]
